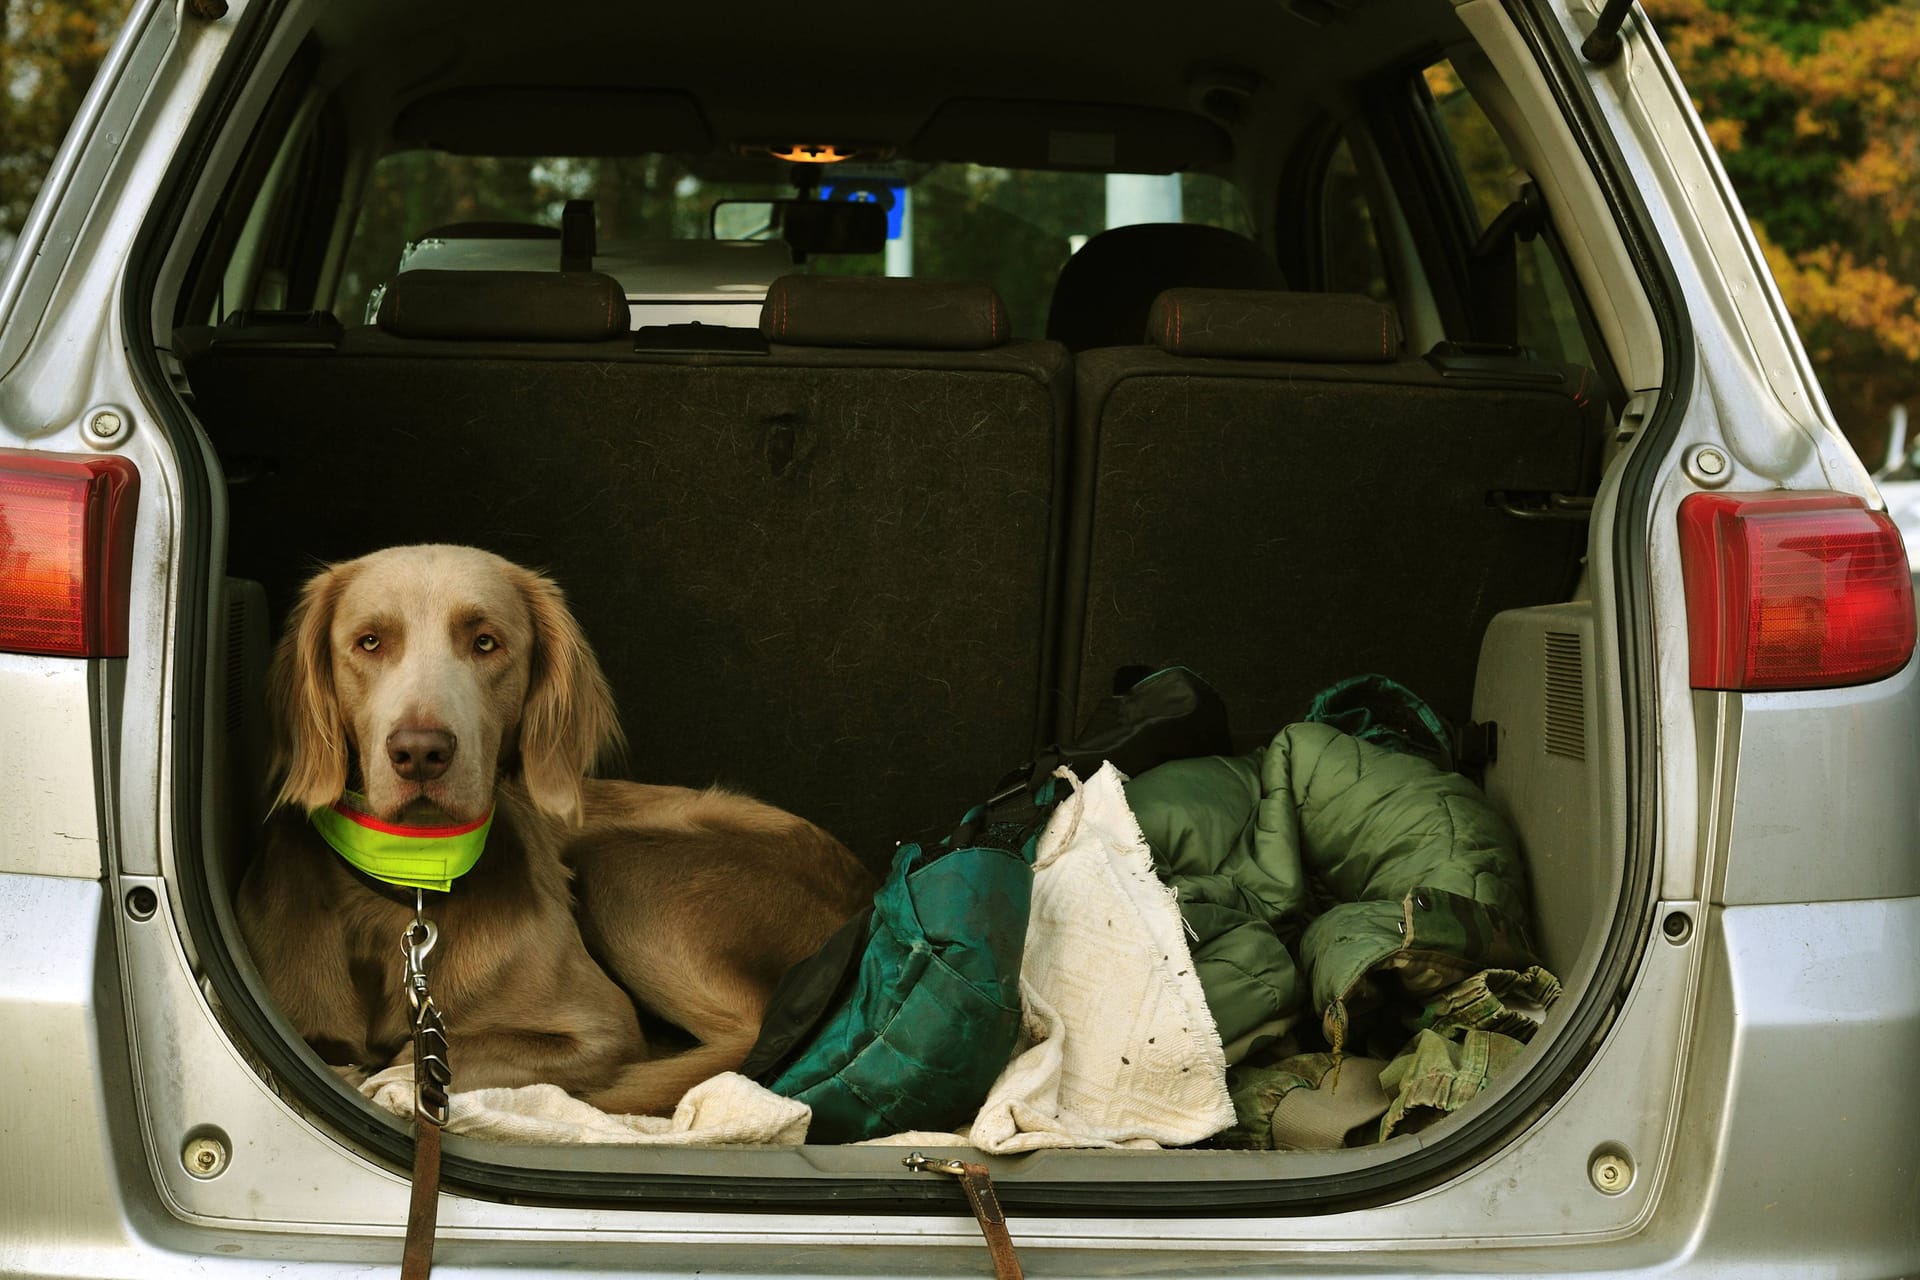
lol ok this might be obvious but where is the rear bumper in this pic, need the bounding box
[4,871,1916,1278]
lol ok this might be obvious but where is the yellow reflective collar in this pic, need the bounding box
[310,793,491,893]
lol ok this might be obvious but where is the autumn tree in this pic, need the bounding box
[1647,0,1920,461]
[0,0,132,258]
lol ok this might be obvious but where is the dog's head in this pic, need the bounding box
[268,545,622,825]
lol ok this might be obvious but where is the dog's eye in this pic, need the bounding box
[474,634,498,654]
[356,634,380,653]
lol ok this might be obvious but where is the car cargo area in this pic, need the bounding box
[148,0,1645,1216]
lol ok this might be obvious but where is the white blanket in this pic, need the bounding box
[363,763,1232,1150]
[952,761,1234,1151]
[362,1067,810,1146]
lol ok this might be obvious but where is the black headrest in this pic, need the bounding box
[376,270,627,341]
[1147,288,1402,363]
[760,275,1010,350]
[1045,224,1287,352]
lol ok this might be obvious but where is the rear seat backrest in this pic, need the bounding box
[376,268,628,341]
[1063,286,1603,743]
[180,273,1070,867]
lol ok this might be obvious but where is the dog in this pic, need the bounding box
[236,544,875,1116]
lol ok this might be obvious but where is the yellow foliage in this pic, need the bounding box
[1840,136,1918,227]
[1422,62,1461,99]
[1705,116,1745,152]
[1758,227,1920,365]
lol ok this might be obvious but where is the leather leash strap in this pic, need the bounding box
[399,896,453,1280]
[400,1119,442,1280]
[904,1153,1025,1280]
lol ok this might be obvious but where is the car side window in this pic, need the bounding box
[1321,137,1392,304]
[1420,59,1596,369]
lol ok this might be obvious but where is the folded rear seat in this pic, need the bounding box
[179,271,1071,866]
[1063,287,1604,743]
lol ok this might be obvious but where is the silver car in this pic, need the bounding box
[3,0,1916,1276]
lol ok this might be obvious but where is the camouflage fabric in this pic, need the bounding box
[1220,1051,1393,1150]
[1311,887,1539,1055]
[1220,1052,1325,1150]
[1403,964,1561,1042]
[1376,1028,1527,1140]
[1216,964,1558,1149]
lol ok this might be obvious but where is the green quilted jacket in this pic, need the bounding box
[1124,721,1538,1061]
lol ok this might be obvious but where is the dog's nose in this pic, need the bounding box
[386,727,457,782]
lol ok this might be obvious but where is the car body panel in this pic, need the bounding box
[0,656,106,878]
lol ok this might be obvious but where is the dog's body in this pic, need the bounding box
[237,544,873,1115]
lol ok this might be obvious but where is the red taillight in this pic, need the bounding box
[0,450,139,658]
[1679,490,1916,691]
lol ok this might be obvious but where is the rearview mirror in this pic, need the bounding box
[710,199,888,259]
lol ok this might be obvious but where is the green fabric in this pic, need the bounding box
[1219,963,1557,1149]
[1267,1054,1391,1151]
[1126,721,1536,1063]
[1127,751,1304,1064]
[1306,887,1537,1053]
[753,667,1226,1142]
[308,792,492,893]
[1303,672,1455,771]
[1222,1052,1392,1151]
[1377,1028,1526,1140]
[766,840,1030,1143]
[1403,965,1561,1042]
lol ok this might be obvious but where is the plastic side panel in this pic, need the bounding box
[1723,655,1920,904]
[1473,603,1607,978]
[0,653,102,876]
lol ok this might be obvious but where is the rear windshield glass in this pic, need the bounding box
[337,152,1255,338]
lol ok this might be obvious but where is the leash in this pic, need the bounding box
[904,1153,1025,1279]
[400,889,453,1280]
[308,799,480,1278]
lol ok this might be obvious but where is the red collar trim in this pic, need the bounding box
[326,799,492,840]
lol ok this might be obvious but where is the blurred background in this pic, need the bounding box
[1,0,1914,460]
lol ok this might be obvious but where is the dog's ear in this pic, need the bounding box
[268,563,352,813]
[515,568,623,824]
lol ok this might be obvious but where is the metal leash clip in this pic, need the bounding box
[402,889,452,1128]
[903,1152,1024,1280]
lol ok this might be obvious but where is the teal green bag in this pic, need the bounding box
[762,838,1032,1142]
[746,668,1234,1142]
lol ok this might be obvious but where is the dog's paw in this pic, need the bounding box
[330,1062,369,1087]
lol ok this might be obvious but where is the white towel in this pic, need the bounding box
[962,762,1233,1152]
[362,1068,808,1146]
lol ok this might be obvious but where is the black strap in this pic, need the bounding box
[560,199,596,272]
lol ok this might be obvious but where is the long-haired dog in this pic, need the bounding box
[237,544,873,1115]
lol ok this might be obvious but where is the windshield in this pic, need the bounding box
[337,152,1255,338]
